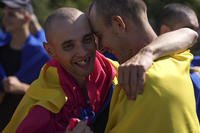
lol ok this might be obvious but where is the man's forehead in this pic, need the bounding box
[53,19,91,36]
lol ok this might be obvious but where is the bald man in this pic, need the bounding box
[3,7,119,133]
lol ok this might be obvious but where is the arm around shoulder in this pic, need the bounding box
[147,28,198,60]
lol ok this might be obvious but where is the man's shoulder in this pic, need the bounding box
[145,51,193,89]
[144,51,194,101]
[147,51,192,77]
[26,63,67,113]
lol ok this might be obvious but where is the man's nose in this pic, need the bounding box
[76,44,87,56]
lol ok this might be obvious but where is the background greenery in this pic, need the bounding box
[30,0,200,27]
[30,0,199,55]
[0,0,199,53]
[31,0,93,24]
[0,0,199,28]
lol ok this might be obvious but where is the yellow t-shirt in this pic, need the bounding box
[105,51,200,133]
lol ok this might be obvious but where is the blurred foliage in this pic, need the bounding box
[0,0,93,25]
[0,0,199,26]
[32,0,93,24]
[0,0,199,53]
[31,0,200,26]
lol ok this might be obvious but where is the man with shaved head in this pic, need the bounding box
[3,7,116,133]
[3,5,199,133]
[88,0,200,132]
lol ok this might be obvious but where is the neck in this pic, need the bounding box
[140,13,157,43]
[142,20,157,43]
[118,19,157,64]
[10,25,30,50]
[118,49,134,64]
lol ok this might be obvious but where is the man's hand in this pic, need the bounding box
[2,76,29,94]
[29,13,42,35]
[66,121,93,133]
[30,13,41,28]
[118,47,153,100]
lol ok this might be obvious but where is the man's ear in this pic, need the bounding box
[111,16,126,35]
[160,24,171,34]
[43,43,55,57]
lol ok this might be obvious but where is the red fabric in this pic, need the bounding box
[50,51,116,114]
[16,51,116,133]
[16,106,56,133]
[67,118,80,131]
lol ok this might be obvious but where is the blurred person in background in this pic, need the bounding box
[0,0,50,131]
[29,12,46,43]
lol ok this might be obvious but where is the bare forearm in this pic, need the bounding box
[30,14,42,34]
[3,76,30,94]
[145,28,198,60]
[117,28,198,100]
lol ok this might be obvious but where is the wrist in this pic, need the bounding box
[141,45,155,60]
[20,83,29,92]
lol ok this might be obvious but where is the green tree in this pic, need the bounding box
[32,0,92,25]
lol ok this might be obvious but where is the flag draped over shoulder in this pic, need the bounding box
[3,51,118,133]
